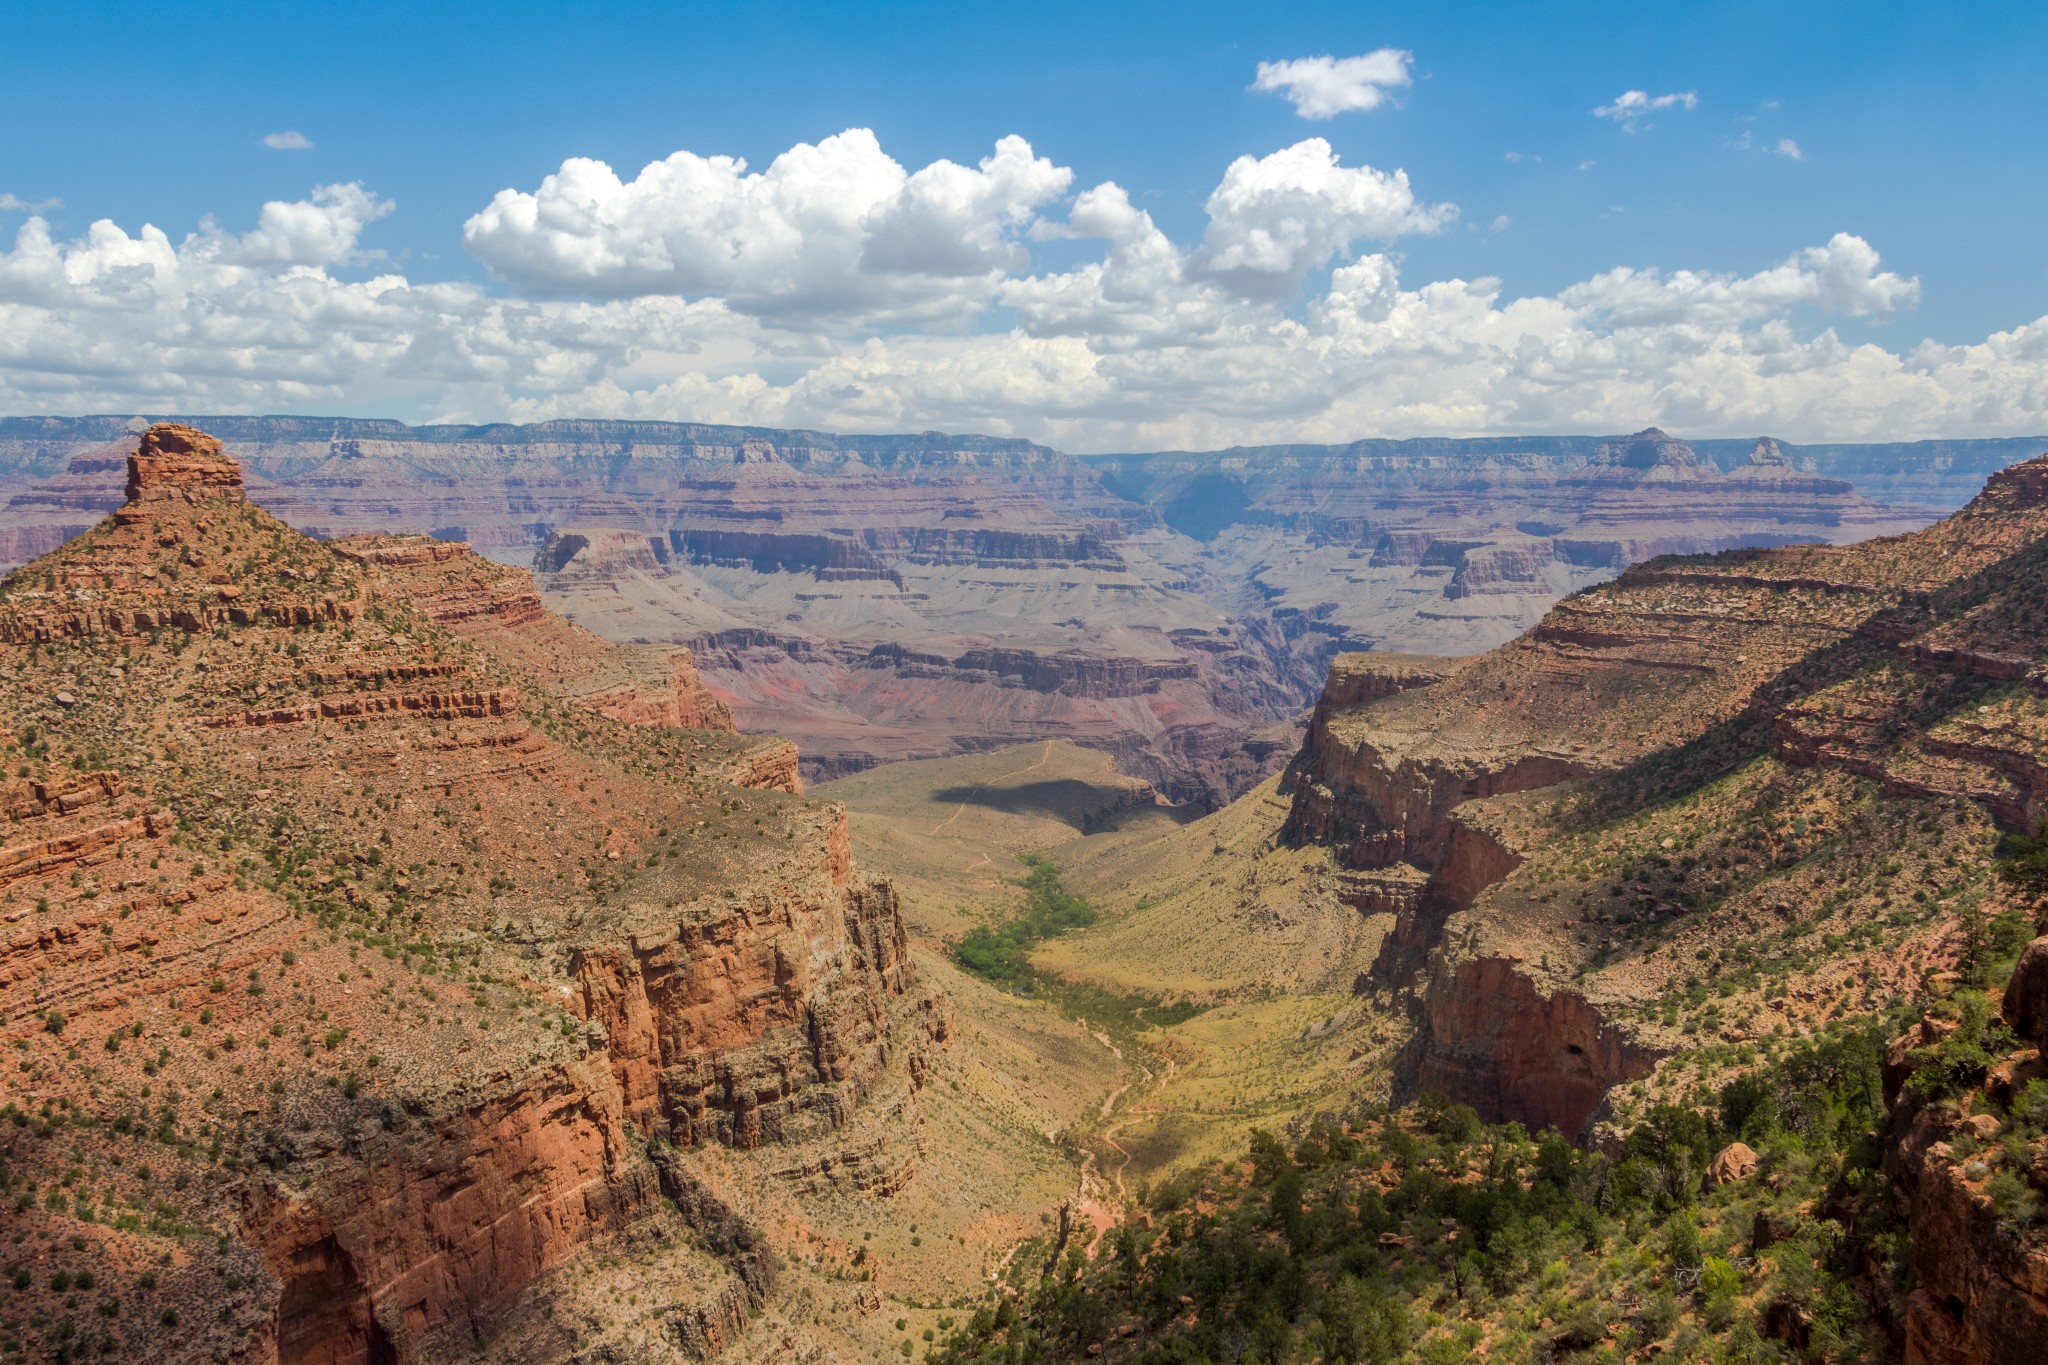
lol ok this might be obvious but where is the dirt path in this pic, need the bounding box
[925,740,1054,836]
[1098,1055,1176,1201]
[1076,1026,1179,1205]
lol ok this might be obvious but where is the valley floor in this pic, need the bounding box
[818,742,1413,1248]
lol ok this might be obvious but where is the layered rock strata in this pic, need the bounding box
[1279,453,2048,1139]
[1879,942,2048,1365]
[0,417,1964,807]
[0,426,940,1363]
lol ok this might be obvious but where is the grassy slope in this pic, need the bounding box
[823,747,1402,1189]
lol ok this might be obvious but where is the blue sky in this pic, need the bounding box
[2,0,2045,445]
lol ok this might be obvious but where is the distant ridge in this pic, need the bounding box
[0,413,1056,458]
[1085,432,2048,511]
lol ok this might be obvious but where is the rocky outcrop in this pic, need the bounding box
[1397,956,1660,1139]
[950,647,1197,699]
[1314,652,1460,709]
[0,426,944,1364]
[127,422,247,503]
[675,528,903,586]
[0,415,1947,810]
[2004,938,2048,1049]
[860,525,1125,569]
[571,825,926,1163]
[333,534,548,628]
[243,1052,645,1365]
[333,532,740,739]
[573,648,736,733]
[1281,694,1591,878]
[1276,455,2048,1139]
[1881,962,2048,1365]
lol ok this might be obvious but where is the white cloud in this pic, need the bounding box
[222,182,393,267]
[1733,131,1806,160]
[462,129,1070,327]
[1559,233,1918,327]
[1593,89,1699,131]
[1193,139,1455,299]
[261,131,314,151]
[0,145,2039,452]
[998,138,1451,337]
[1252,51,1413,119]
[0,194,62,214]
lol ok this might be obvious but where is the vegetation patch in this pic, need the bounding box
[953,855,1211,1035]
[935,1012,1928,1364]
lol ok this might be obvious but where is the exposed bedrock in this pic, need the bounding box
[673,528,904,586]
[1879,945,2048,1365]
[1280,654,1592,878]
[235,849,940,1362]
[1279,455,2048,1145]
[949,646,1196,699]
[1277,653,1635,1133]
[1395,956,1661,1140]
[0,426,945,1364]
[572,824,945,1176]
[242,1053,647,1365]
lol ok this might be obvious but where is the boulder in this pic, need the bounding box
[2001,935,2048,1049]
[1709,1141,1760,1187]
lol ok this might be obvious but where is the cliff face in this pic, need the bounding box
[533,520,1319,806]
[0,417,1970,811]
[1096,426,1941,660]
[1398,957,1662,1135]
[1278,454,2048,1140]
[1879,943,2048,1365]
[573,829,937,1175]
[333,531,749,757]
[0,426,939,1363]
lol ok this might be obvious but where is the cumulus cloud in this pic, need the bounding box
[0,147,2038,451]
[1252,51,1413,119]
[1193,139,1455,298]
[222,182,393,267]
[1777,138,1804,160]
[1560,233,1919,327]
[0,190,773,420]
[1000,138,1452,338]
[1593,89,1699,131]
[261,131,314,151]
[462,129,1070,327]
[0,194,62,214]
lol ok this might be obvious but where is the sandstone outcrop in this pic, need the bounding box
[0,426,940,1363]
[2001,936,2048,1048]
[1277,453,2048,1139]
[1708,1141,1761,1186]
[1395,955,1659,1137]
[1882,958,2048,1365]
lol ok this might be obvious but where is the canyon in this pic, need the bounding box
[3,418,2048,1363]
[1274,451,2048,1138]
[0,416,2024,806]
[0,425,981,1363]
[870,449,2048,1362]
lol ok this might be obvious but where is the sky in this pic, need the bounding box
[2,0,2046,449]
